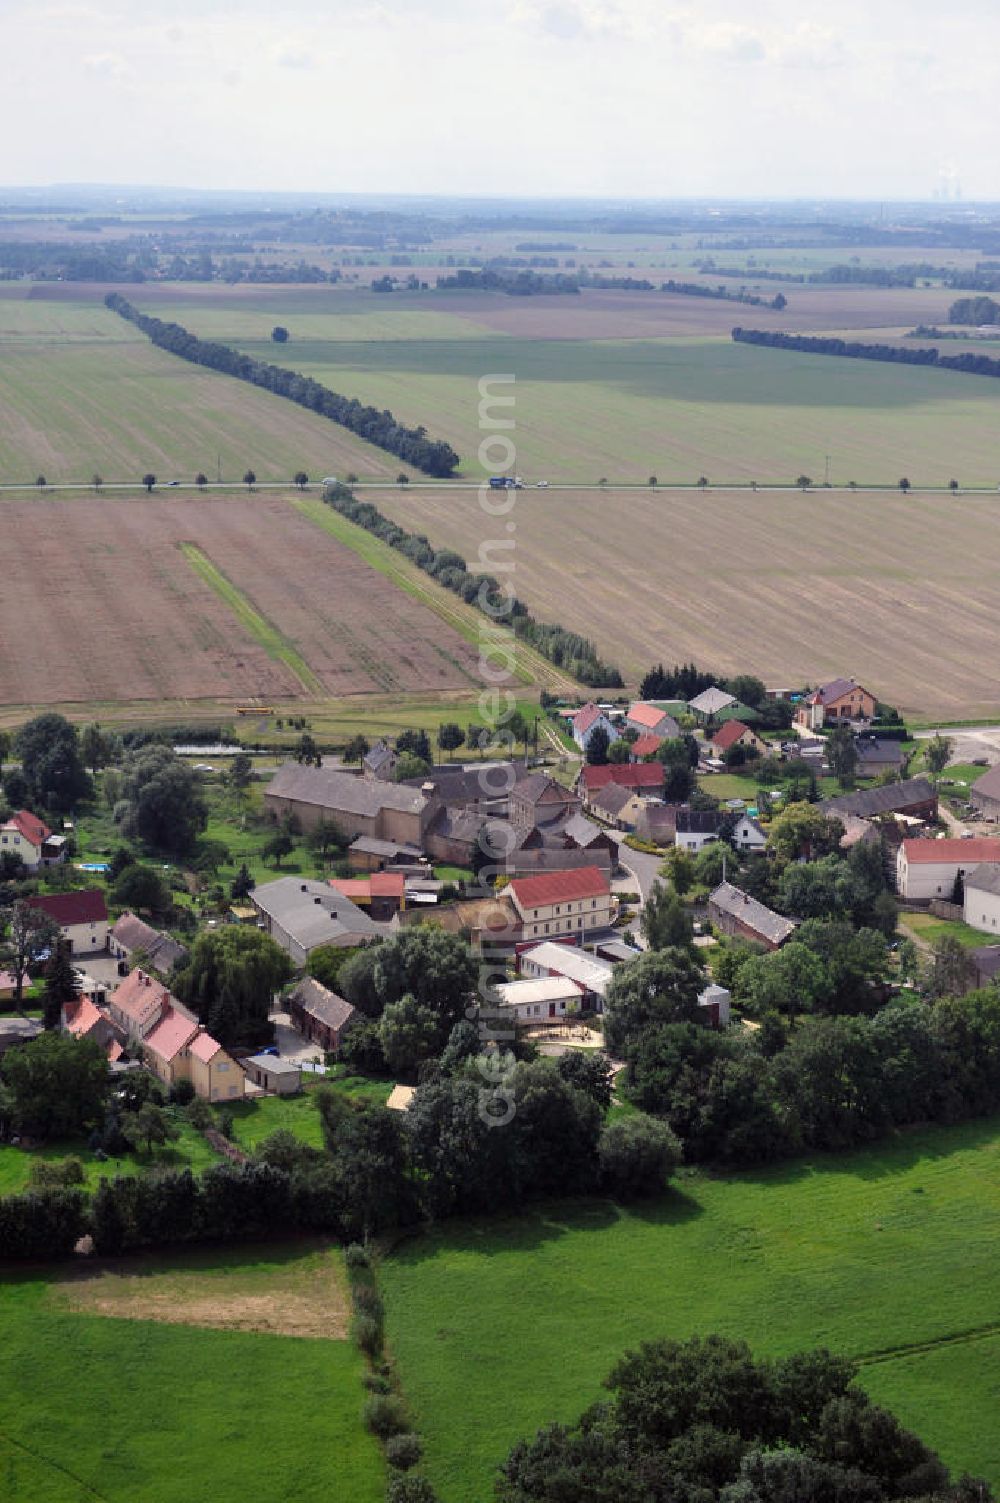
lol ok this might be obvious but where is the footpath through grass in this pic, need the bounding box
[380,1113,1000,1502]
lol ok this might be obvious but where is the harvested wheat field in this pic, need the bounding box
[55,1243,349,1340]
[379,486,1000,719]
[0,493,480,708]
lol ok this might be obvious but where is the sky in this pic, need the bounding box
[2,0,998,200]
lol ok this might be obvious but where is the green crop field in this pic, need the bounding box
[376,485,1000,718]
[0,1243,384,1503]
[0,291,407,483]
[380,1114,1000,1502]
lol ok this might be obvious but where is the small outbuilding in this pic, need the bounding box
[243,1053,302,1095]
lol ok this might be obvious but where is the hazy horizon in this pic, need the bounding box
[3,0,999,201]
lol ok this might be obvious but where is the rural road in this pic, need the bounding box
[4,480,1000,496]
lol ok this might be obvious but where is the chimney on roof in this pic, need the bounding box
[301,884,308,892]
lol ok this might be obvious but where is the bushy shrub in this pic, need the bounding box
[598,1115,682,1198]
[385,1433,423,1471]
[352,1282,384,1323]
[345,1241,370,1269]
[386,1476,439,1503]
[364,1394,407,1438]
[170,1079,195,1106]
[355,1313,384,1360]
[27,1156,85,1188]
[363,1372,392,1394]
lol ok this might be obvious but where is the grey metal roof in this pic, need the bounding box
[244,1052,302,1075]
[350,836,424,858]
[972,765,1000,803]
[252,877,383,950]
[267,763,427,818]
[964,863,1000,898]
[822,777,935,820]
[709,882,798,947]
[559,812,610,848]
[688,686,737,715]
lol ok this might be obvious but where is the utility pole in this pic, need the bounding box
[824,454,831,486]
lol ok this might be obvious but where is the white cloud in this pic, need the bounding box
[693,22,766,61]
[81,50,132,80]
[273,39,316,67]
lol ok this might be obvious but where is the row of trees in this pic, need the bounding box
[732,325,1000,380]
[662,278,787,309]
[323,483,623,686]
[104,294,460,477]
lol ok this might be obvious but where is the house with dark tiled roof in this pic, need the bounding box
[27,890,108,955]
[286,976,359,1053]
[363,740,397,782]
[708,882,797,951]
[579,763,665,806]
[109,913,188,974]
[854,735,906,778]
[509,773,581,831]
[675,808,724,852]
[795,678,876,731]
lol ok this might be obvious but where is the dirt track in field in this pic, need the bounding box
[377,486,1000,719]
[0,494,479,706]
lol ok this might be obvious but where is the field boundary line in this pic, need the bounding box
[0,1427,113,1501]
[178,541,323,696]
[854,1318,1000,1368]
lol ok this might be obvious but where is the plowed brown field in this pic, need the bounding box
[0,494,479,707]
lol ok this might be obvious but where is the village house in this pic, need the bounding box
[633,802,680,845]
[795,678,876,731]
[963,865,1000,935]
[687,686,737,722]
[105,969,243,1100]
[710,720,768,759]
[508,772,581,831]
[251,877,385,965]
[587,782,639,828]
[822,777,937,824]
[285,975,358,1052]
[265,762,431,845]
[708,881,798,950]
[516,939,615,1009]
[27,890,108,956]
[896,837,1000,901]
[109,912,188,974]
[242,1053,303,1095]
[579,763,665,810]
[507,865,614,943]
[626,702,680,740]
[854,735,906,778]
[363,740,397,781]
[63,995,124,1061]
[328,872,406,920]
[970,765,1000,823]
[675,809,723,852]
[0,810,67,872]
[730,813,767,852]
[570,702,617,753]
[497,974,584,1024]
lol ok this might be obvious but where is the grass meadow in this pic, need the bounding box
[380,1113,1000,1502]
[0,1243,384,1503]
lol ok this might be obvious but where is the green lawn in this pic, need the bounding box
[380,1114,1000,1501]
[225,1088,327,1151]
[0,1244,384,1503]
[900,911,987,949]
[0,1113,220,1196]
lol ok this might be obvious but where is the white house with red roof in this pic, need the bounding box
[896,837,1000,901]
[26,890,108,955]
[507,865,614,942]
[626,702,680,740]
[710,720,768,758]
[0,810,67,873]
[570,702,616,752]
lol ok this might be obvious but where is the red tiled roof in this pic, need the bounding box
[509,864,610,909]
[581,763,665,792]
[189,1029,224,1064]
[572,702,604,734]
[3,809,51,847]
[901,838,1000,865]
[27,890,107,927]
[371,872,405,898]
[628,702,666,729]
[65,996,104,1038]
[329,878,370,900]
[811,678,872,706]
[712,720,753,751]
[109,968,172,1028]
[107,1040,124,1063]
[631,734,663,759]
[145,1005,199,1063]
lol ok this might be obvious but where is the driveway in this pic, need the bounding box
[269,1006,325,1065]
[914,726,1000,766]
